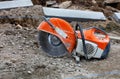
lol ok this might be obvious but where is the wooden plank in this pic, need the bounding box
[43,7,106,22]
[0,0,33,10]
[104,0,120,3]
[59,1,72,9]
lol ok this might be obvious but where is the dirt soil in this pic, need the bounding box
[0,21,120,79]
[0,5,43,27]
[0,5,120,79]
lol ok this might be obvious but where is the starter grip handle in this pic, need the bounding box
[93,27,107,35]
[92,27,109,40]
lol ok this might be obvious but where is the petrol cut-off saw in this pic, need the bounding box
[37,17,110,62]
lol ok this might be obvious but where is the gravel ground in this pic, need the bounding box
[0,5,120,79]
[0,23,89,79]
[0,23,120,79]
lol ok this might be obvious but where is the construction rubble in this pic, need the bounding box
[0,0,120,79]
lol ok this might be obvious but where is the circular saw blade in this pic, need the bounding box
[38,31,68,57]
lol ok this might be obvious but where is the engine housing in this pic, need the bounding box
[76,39,104,59]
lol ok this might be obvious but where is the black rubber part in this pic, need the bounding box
[101,42,110,59]
[38,31,67,57]
[77,24,88,59]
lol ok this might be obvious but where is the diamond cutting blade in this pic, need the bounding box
[38,31,67,57]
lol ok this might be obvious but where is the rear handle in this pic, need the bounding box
[93,27,107,35]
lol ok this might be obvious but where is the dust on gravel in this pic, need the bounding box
[0,23,61,79]
[82,43,120,74]
[0,4,120,79]
[0,22,120,79]
[0,23,90,79]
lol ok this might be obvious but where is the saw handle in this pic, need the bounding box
[93,27,109,40]
[93,27,107,35]
[42,16,55,29]
[76,24,88,59]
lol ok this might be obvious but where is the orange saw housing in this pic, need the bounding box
[38,17,110,59]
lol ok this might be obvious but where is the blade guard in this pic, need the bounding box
[37,18,76,53]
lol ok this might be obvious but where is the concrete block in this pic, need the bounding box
[0,0,33,10]
[113,12,120,23]
[43,7,106,22]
